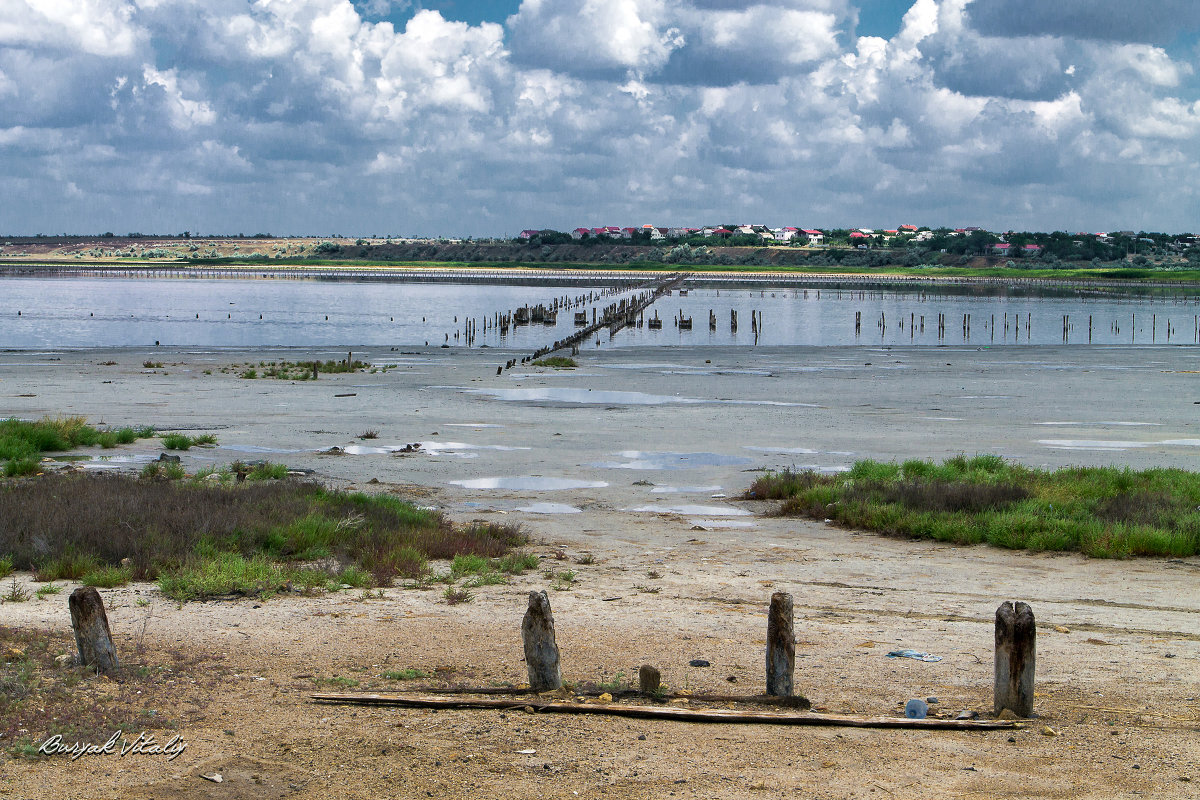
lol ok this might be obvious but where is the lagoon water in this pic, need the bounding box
[3,275,1199,349]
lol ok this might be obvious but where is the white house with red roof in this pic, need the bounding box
[519,229,539,239]
[802,229,823,244]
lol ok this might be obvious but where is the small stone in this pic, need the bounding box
[997,708,1021,721]
[688,659,710,668]
[955,710,978,721]
[904,699,928,719]
[1164,653,1176,658]
[1054,625,1070,633]
[637,734,646,741]
[54,653,74,667]
[1040,726,1059,737]
[749,780,767,790]
[926,696,939,704]
[597,692,612,703]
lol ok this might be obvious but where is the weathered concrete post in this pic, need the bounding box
[522,590,562,692]
[994,601,1035,717]
[766,591,794,696]
[638,664,661,695]
[69,587,118,675]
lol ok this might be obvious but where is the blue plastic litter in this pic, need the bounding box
[905,698,929,719]
[886,649,943,662]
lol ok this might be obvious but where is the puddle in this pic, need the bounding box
[920,417,964,422]
[464,388,808,407]
[1034,421,1160,427]
[650,485,724,494]
[449,476,608,490]
[1038,439,1149,451]
[743,446,818,455]
[220,444,306,454]
[421,441,531,457]
[82,454,158,468]
[341,441,530,457]
[628,504,753,516]
[1158,439,1200,447]
[444,423,506,428]
[594,451,753,471]
[517,502,583,514]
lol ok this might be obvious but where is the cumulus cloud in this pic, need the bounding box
[966,0,1200,45]
[0,0,1198,235]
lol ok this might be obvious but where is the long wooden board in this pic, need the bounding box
[310,693,1017,730]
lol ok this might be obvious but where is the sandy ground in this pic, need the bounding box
[0,343,1198,799]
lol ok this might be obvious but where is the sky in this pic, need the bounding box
[2,1,1199,237]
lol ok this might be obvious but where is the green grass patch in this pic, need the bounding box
[0,417,155,473]
[161,432,217,450]
[532,357,577,368]
[0,555,12,579]
[382,668,429,681]
[749,456,1200,558]
[1,473,524,601]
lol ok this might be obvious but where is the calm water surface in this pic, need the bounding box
[3,276,1199,349]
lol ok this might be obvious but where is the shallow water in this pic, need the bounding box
[593,451,755,470]
[516,502,583,514]
[628,504,753,516]
[6,275,1199,349]
[448,476,609,490]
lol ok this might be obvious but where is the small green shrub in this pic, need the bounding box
[382,668,428,680]
[4,458,40,477]
[82,565,133,588]
[443,586,472,605]
[497,552,539,574]
[161,433,192,450]
[532,357,577,368]
[0,555,13,578]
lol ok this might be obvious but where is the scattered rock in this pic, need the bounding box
[1053,625,1070,633]
[926,696,939,704]
[637,734,646,741]
[955,710,979,721]
[368,478,380,484]
[597,692,612,703]
[688,659,710,668]
[54,653,75,667]
[200,773,223,783]
[1040,726,1059,737]
[997,708,1021,721]
[156,453,181,463]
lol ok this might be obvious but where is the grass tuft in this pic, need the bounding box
[531,356,577,368]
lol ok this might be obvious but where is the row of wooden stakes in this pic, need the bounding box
[522,590,1037,718]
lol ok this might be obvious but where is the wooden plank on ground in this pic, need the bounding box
[310,693,1017,730]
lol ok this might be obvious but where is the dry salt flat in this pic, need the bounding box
[0,343,1197,800]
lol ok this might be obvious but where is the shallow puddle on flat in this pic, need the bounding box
[920,417,963,422]
[517,502,583,514]
[221,444,306,454]
[464,387,808,407]
[449,476,608,490]
[82,454,158,468]
[443,423,505,428]
[342,441,530,457]
[628,504,753,516]
[649,485,723,494]
[1034,421,1160,427]
[743,445,818,455]
[594,451,753,470]
[1038,439,1148,451]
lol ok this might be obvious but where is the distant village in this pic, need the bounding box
[517,225,1199,257]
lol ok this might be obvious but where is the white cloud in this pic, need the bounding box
[0,0,1198,235]
[0,0,143,57]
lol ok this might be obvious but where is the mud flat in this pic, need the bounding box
[1,344,1198,799]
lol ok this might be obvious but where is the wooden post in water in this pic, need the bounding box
[69,587,119,675]
[766,592,795,697]
[522,590,562,692]
[994,601,1035,717]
